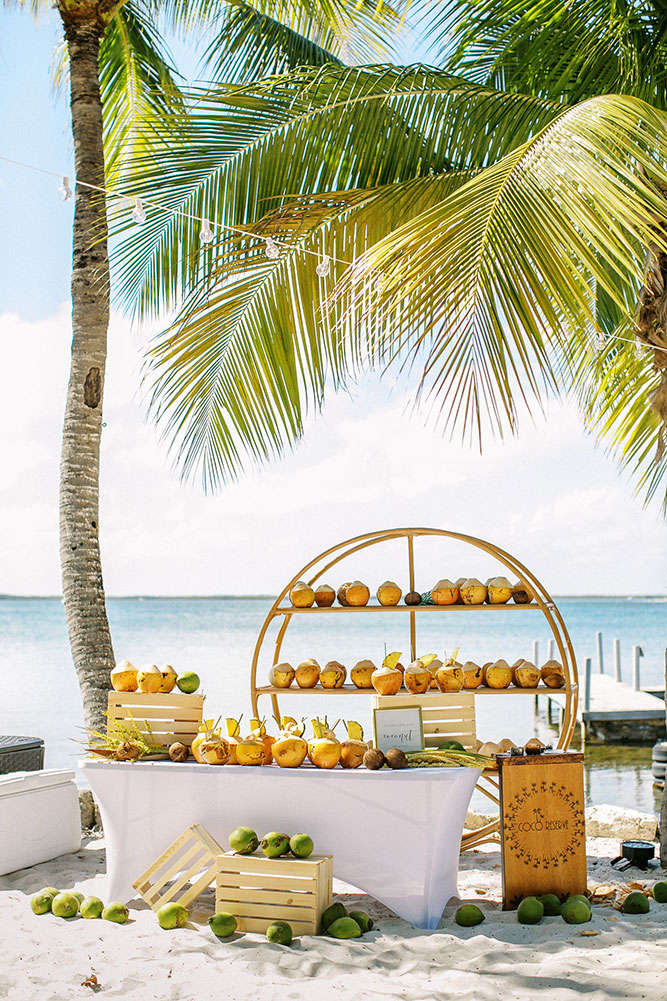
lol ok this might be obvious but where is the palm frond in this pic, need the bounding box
[333,95,667,451]
[143,172,470,488]
[110,64,559,318]
[433,0,667,107]
[99,2,185,181]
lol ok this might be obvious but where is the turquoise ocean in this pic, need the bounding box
[1,595,664,814]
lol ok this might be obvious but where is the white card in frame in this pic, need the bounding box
[372,706,424,753]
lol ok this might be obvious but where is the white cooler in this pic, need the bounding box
[0,769,81,876]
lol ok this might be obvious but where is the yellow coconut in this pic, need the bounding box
[225,717,242,764]
[350,659,376,689]
[250,718,275,764]
[192,721,221,764]
[320,660,346,689]
[404,659,432,694]
[340,581,370,606]
[137,663,162,693]
[110,660,138,692]
[462,661,484,689]
[157,663,178,693]
[541,660,566,688]
[432,579,460,605]
[308,721,341,769]
[486,576,513,604]
[314,584,335,607]
[511,659,540,688]
[459,578,488,605]
[269,662,295,688]
[289,580,315,608]
[512,582,534,604]
[236,733,265,766]
[482,659,513,689]
[376,581,402,606]
[371,665,403,695]
[295,658,320,688]
[199,736,230,765]
[435,663,464,692]
[339,721,367,768]
[272,728,308,768]
[427,657,443,689]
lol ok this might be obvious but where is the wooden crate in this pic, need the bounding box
[215,852,333,936]
[107,691,204,747]
[133,824,223,910]
[371,692,477,750]
[498,751,587,909]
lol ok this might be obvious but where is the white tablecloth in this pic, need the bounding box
[80,760,478,929]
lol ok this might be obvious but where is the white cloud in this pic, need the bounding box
[0,305,665,596]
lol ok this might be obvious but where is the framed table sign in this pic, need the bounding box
[373,706,424,753]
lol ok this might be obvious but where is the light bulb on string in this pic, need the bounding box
[634,340,646,360]
[316,254,331,277]
[264,237,280,260]
[595,332,606,351]
[58,176,73,202]
[200,218,214,245]
[132,197,146,225]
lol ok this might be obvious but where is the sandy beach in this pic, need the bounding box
[2,834,665,1001]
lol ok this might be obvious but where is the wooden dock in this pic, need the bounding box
[544,658,665,744]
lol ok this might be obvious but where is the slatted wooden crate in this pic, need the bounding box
[107,691,204,747]
[215,852,333,936]
[133,824,223,910]
[371,692,477,750]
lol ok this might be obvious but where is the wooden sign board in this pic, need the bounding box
[372,706,424,753]
[498,752,587,909]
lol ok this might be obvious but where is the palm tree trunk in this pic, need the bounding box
[59,5,118,733]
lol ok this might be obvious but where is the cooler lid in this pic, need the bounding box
[0,736,44,751]
[0,769,76,795]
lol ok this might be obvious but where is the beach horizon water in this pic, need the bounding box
[2,594,664,814]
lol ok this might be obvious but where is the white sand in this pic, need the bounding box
[2,836,666,1001]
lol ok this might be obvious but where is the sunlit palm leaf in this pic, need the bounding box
[581,335,667,509]
[433,0,667,107]
[334,95,667,452]
[144,172,472,486]
[100,3,185,181]
[111,64,558,318]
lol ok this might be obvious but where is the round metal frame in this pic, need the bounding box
[249,527,578,848]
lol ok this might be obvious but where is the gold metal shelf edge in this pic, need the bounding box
[274,603,544,614]
[256,685,578,697]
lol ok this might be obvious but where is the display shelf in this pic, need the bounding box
[255,684,578,697]
[273,603,544,614]
[249,527,579,851]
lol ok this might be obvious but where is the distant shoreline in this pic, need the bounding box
[1,593,665,601]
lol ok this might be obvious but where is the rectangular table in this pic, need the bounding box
[80,759,479,929]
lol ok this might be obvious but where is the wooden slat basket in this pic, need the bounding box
[371,692,477,750]
[133,824,223,910]
[215,852,333,936]
[107,691,204,748]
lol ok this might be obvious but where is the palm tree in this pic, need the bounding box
[112,62,667,504]
[10,0,400,732]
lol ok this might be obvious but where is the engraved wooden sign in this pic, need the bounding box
[498,752,587,909]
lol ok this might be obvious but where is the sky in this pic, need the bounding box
[1,8,666,597]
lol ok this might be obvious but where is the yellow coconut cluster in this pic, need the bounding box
[110,660,179,694]
[190,717,369,770]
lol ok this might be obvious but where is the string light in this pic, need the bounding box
[58,176,73,202]
[634,340,646,359]
[199,218,214,244]
[131,197,146,225]
[595,332,606,350]
[264,237,280,260]
[2,153,355,273]
[316,254,331,277]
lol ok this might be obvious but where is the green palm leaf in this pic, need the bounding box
[333,95,667,450]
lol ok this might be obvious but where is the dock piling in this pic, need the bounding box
[632,646,643,691]
[613,638,621,682]
[596,631,604,674]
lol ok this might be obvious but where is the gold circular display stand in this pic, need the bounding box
[250,527,578,849]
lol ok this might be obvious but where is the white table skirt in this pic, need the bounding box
[80,760,478,929]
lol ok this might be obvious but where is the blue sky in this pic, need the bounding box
[1,7,666,596]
